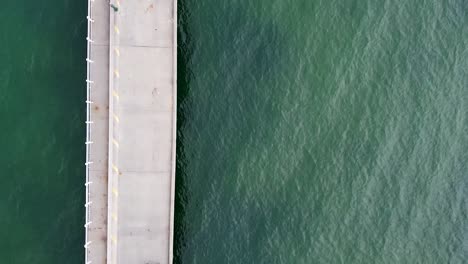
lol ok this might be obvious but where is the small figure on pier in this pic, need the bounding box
[110,3,119,12]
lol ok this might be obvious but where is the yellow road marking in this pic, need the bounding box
[112,138,119,148]
[112,164,119,173]
[112,90,120,100]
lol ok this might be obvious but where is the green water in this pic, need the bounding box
[0,0,467,263]
[0,0,86,262]
[175,0,468,263]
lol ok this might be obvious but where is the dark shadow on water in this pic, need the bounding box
[174,1,290,263]
[173,0,192,262]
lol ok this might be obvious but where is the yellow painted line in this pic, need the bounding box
[112,90,120,100]
[112,138,120,148]
[114,25,120,35]
[116,0,121,8]
[114,70,120,78]
[113,114,120,123]
[114,48,120,57]
[111,236,117,244]
[112,213,118,221]
[112,188,119,197]
[112,164,119,173]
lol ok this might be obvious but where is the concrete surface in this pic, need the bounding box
[86,0,110,263]
[107,0,177,263]
[86,0,176,262]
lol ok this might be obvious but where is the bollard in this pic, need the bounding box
[86,58,94,63]
[85,201,93,207]
[86,37,94,43]
[85,181,93,186]
[84,221,92,228]
[87,16,94,23]
[85,141,94,145]
[85,161,93,166]
[86,79,94,84]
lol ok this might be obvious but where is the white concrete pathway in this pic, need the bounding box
[85,0,176,263]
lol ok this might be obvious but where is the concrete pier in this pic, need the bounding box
[86,0,110,263]
[85,0,177,263]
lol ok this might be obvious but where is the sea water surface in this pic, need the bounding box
[175,0,468,263]
[0,0,86,263]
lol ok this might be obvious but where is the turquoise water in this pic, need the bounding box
[175,0,468,263]
[0,0,86,262]
[0,0,467,263]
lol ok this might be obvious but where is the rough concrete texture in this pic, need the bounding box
[107,0,177,263]
[87,0,110,262]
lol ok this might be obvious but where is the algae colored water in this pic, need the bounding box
[0,0,467,263]
[0,0,86,263]
[175,0,467,263]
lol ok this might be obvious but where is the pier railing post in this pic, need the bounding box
[85,0,93,263]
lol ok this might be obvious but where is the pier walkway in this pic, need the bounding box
[85,0,177,263]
